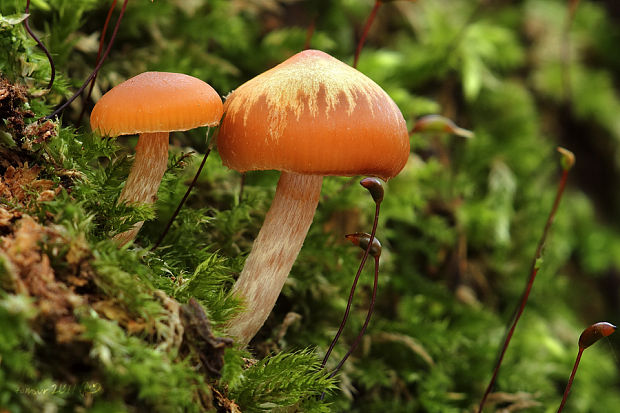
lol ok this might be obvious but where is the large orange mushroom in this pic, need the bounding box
[218,49,409,345]
[91,71,223,245]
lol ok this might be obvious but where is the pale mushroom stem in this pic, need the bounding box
[228,172,323,345]
[113,132,169,245]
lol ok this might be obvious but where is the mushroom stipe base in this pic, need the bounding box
[113,132,169,246]
[227,172,323,345]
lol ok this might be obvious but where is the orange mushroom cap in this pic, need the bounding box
[218,50,409,181]
[90,72,223,136]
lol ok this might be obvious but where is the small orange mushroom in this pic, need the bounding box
[90,72,223,245]
[218,49,409,345]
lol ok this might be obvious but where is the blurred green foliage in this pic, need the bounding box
[2,0,620,412]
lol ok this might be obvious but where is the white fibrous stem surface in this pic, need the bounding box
[113,132,169,245]
[227,172,323,345]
